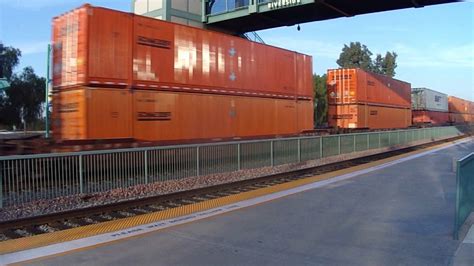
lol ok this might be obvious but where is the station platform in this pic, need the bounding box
[3,138,474,265]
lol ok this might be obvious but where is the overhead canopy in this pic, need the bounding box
[205,0,461,34]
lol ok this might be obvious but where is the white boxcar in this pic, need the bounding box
[412,88,448,112]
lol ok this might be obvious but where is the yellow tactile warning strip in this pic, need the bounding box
[0,138,467,255]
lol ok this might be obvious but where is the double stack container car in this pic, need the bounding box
[448,96,474,124]
[326,68,412,129]
[52,5,314,141]
[411,88,449,125]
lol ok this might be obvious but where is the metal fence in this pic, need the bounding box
[0,126,465,208]
[454,152,474,240]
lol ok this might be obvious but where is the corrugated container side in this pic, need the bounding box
[411,88,448,112]
[52,87,132,140]
[412,110,449,125]
[53,5,313,99]
[448,96,471,114]
[52,89,87,139]
[327,68,358,105]
[132,90,313,141]
[297,100,315,131]
[449,113,469,124]
[327,68,411,108]
[328,104,411,129]
[132,15,313,99]
[52,7,89,87]
[362,69,411,108]
[52,5,133,88]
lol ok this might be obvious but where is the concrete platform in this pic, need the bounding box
[453,225,474,265]
[16,140,474,265]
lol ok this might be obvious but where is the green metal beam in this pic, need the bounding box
[169,8,201,21]
[142,8,165,19]
[205,0,314,24]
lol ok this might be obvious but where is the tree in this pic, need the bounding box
[337,42,398,77]
[336,42,373,71]
[373,54,384,75]
[0,42,22,80]
[4,67,45,130]
[381,51,397,77]
[313,74,328,126]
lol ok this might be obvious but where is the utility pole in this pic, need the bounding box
[45,44,51,138]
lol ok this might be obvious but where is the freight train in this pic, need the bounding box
[327,69,474,129]
[52,5,313,142]
[51,5,473,144]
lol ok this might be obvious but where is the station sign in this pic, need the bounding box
[268,0,303,9]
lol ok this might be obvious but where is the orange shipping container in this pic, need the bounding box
[132,90,313,141]
[52,88,133,140]
[449,113,472,124]
[53,5,313,100]
[327,68,411,108]
[328,104,412,129]
[448,96,473,114]
[52,5,133,88]
[327,68,411,129]
[412,110,449,125]
[132,15,312,99]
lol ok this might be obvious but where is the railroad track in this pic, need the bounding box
[0,136,467,242]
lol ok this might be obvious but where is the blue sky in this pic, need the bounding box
[0,0,472,100]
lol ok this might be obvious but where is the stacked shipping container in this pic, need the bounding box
[411,88,449,125]
[448,96,474,124]
[326,68,412,129]
[52,5,314,141]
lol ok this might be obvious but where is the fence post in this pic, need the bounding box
[79,155,84,194]
[353,135,356,152]
[270,140,274,166]
[196,146,200,176]
[367,133,370,150]
[378,133,381,148]
[144,150,148,184]
[397,131,400,144]
[388,132,391,146]
[237,143,241,170]
[297,139,301,162]
[338,135,341,155]
[320,137,323,158]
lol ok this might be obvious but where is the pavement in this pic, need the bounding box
[21,140,474,266]
[453,225,474,266]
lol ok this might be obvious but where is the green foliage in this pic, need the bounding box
[381,51,397,77]
[0,42,22,80]
[336,42,373,71]
[0,43,46,130]
[313,74,328,126]
[2,67,46,129]
[373,54,384,75]
[337,42,398,77]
